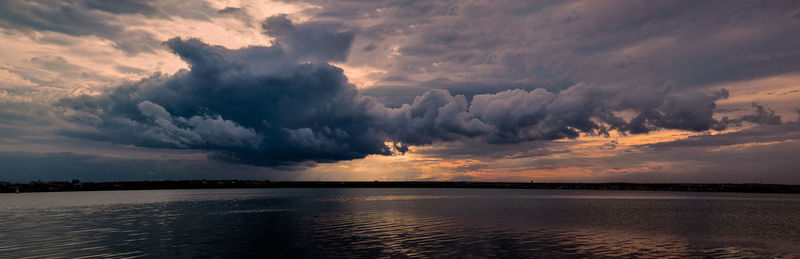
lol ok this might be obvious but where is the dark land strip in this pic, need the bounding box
[2,180,800,194]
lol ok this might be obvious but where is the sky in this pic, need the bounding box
[1,0,799,183]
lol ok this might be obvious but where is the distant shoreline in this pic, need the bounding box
[2,180,800,194]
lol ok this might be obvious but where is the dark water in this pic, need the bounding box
[1,188,800,258]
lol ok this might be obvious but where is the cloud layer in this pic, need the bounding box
[0,0,226,54]
[55,16,738,167]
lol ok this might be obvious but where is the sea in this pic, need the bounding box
[1,188,799,258]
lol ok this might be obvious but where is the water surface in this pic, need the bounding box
[1,188,799,258]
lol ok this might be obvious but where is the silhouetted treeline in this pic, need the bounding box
[2,180,800,194]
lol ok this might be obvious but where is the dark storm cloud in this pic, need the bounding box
[57,15,733,167]
[58,34,392,166]
[262,14,355,62]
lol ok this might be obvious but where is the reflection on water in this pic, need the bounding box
[1,188,799,258]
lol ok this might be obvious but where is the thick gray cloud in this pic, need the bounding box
[56,16,734,168]
[58,34,392,166]
[380,83,729,146]
[262,14,355,62]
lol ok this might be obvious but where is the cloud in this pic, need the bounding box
[380,83,729,146]
[643,118,800,150]
[0,0,219,54]
[288,0,800,108]
[83,0,217,20]
[262,14,355,62]
[713,102,786,131]
[738,103,783,125]
[218,7,254,25]
[131,100,262,149]
[82,0,160,16]
[0,0,163,54]
[58,35,392,166]
[0,151,285,183]
[57,16,732,168]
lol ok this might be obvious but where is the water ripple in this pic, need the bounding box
[0,189,798,258]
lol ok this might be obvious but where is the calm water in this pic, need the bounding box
[1,188,800,258]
